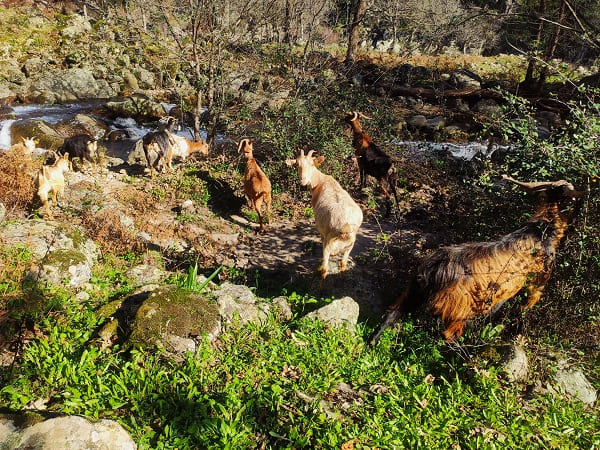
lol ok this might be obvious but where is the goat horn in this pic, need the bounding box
[351,111,358,121]
[237,139,249,152]
[306,150,314,158]
[300,149,305,157]
[358,111,373,120]
[502,174,588,197]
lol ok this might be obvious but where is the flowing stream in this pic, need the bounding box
[1,101,504,161]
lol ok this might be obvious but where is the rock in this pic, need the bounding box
[127,264,170,286]
[272,296,293,321]
[0,60,26,84]
[0,415,136,449]
[22,57,45,78]
[213,282,268,327]
[56,114,110,140]
[10,119,65,150]
[128,285,221,350]
[180,200,195,214]
[134,67,155,89]
[304,297,359,331]
[0,202,5,223]
[122,69,139,90]
[106,96,167,120]
[501,345,528,382]
[0,83,16,102]
[553,368,597,405]
[450,71,481,89]
[473,98,502,117]
[426,116,446,131]
[25,68,118,103]
[210,233,239,246]
[1,220,99,289]
[60,14,92,39]
[407,115,428,128]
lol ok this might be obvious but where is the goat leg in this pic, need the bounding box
[368,282,413,346]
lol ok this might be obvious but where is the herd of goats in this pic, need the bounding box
[9,110,589,344]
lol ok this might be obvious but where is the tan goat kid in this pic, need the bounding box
[168,135,209,169]
[35,152,71,219]
[239,139,272,233]
[286,150,363,281]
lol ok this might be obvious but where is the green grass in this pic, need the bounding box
[1,283,599,449]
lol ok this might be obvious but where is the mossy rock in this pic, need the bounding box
[128,285,221,351]
[10,119,64,150]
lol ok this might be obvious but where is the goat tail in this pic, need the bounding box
[368,280,414,346]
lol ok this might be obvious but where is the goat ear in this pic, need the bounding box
[314,155,325,166]
[285,159,296,167]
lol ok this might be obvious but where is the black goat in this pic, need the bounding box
[344,111,399,214]
[58,134,99,173]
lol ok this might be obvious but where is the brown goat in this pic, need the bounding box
[239,139,272,233]
[344,111,399,213]
[369,176,587,344]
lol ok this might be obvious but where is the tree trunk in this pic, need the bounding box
[284,0,292,44]
[345,0,367,63]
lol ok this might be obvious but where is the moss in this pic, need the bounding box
[128,285,219,349]
[0,411,46,429]
[44,249,86,272]
[96,299,123,319]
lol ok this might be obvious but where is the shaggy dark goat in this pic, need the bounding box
[344,111,399,213]
[369,176,588,344]
[142,116,179,178]
[58,134,99,173]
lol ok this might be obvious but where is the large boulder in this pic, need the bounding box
[128,285,221,352]
[0,220,99,289]
[25,68,118,104]
[55,114,110,140]
[0,60,26,85]
[60,14,92,39]
[10,119,65,150]
[0,414,136,449]
[106,96,167,120]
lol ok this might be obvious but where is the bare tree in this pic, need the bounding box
[345,0,368,62]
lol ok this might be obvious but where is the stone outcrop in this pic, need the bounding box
[0,220,99,289]
[0,414,136,450]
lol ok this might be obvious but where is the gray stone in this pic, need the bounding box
[58,114,110,140]
[0,83,16,101]
[127,139,146,165]
[450,71,481,89]
[26,68,118,103]
[408,115,428,128]
[22,58,45,77]
[426,116,446,130]
[0,60,26,84]
[473,99,502,117]
[127,264,169,286]
[180,200,195,214]
[553,368,597,405]
[304,296,359,331]
[501,345,529,382]
[0,202,5,223]
[106,97,167,120]
[1,220,99,289]
[272,296,293,321]
[61,15,92,39]
[213,282,268,327]
[0,415,136,449]
[128,285,221,350]
[210,233,239,246]
[134,67,155,89]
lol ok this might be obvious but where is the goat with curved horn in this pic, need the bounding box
[369,175,587,345]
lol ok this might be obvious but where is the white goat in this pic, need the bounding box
[168,135,209,169]
[35,152,71,219]
[286,150,363,280]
